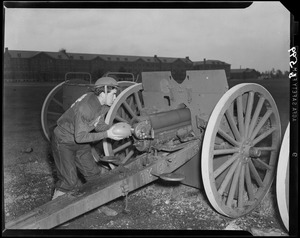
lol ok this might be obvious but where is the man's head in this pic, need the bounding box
[94,77,119,106]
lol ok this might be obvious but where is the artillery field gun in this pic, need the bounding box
[5,70,289,231]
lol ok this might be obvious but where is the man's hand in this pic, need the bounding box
[106,123,132,141]
[107,127,125,141]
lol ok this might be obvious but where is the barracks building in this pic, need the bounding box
[4,48,231,83]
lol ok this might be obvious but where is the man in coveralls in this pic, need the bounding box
[51,76,125,203]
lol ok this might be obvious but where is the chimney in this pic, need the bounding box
[5,47,8,53]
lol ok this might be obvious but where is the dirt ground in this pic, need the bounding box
[2,80,290,235]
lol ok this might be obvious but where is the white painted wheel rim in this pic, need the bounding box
[201,83,281,217]
[103,83,143,156]
[276,123,289,231]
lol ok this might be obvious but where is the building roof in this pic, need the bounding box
[5,49,70,60]
[138,56,160,63]
[231,68,256,73]
[158,57,193,64]
[5,50,40,58]
[67,52,98,60]
[43,51,69,60]
[5,48,190,63]
[193,59,230,66]
[4,48,220,66]
[98,54,144,62]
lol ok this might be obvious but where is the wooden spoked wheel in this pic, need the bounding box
[201,83,281,218]
[103,83,144,163]
[41,82,65,141]
[276,123,289,231]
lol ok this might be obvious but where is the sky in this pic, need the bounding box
[4,2,291,72]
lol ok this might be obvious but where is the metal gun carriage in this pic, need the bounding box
[6,70,289,230]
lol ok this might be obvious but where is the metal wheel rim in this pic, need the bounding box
[276,123,289,231]
[41,81,65,141]
[117,81,136,87]
[201,83,281,218]
[103,83,143,159]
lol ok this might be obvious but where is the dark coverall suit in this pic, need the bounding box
[51,92,110,193]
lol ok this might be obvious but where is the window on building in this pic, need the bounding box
[17,53,21,58]
[80,56,84,60]
[125,58,128,61]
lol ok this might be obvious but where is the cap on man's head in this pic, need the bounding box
[94,77,119,88]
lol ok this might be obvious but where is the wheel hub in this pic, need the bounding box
[240,139,261,159]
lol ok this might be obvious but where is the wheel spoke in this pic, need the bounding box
[248,159,264,187]
[47,111,63,116]
[112,140,132,154]
[128,95,134,107]
[47,122,57,129]
[247,96,265,138]
[120,106,126,120]
[121,150,135,164]
[245,163,255,201]
[237,96,245,138]
[213,148,240,155]
[122,101,138,120]
[214,153,240,179]
[244,91,254,137]
[238,164,245,208]
[227,161,242,206]
[250,109,273,140]
[52,98,64,109]
[252,127,276,146]
[134,91,143,112]
[254,158,273,170]
[225,110,241,142]
[218,158,240,195]
[115,114,129,123]
[217,128,240,147]
[253,146,276,151]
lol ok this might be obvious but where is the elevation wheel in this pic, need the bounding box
[201,83,281,218]
[103,83,144,164]
[276,123,289,231]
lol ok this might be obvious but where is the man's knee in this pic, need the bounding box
[76,147,100,178]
